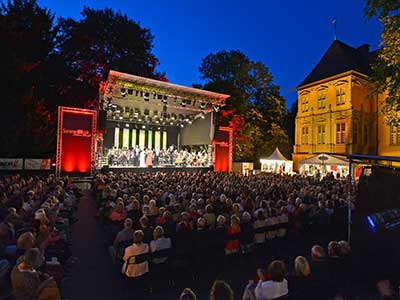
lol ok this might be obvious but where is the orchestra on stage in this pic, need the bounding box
[106,145,209,168]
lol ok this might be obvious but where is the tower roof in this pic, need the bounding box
[298,40,377,88]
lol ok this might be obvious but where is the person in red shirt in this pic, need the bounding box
[225,215,241,255]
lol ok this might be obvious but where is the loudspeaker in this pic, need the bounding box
[98,110,107,131]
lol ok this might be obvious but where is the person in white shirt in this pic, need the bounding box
[254,260,288,300]
[149,226,171,264]
[122,230,149,278]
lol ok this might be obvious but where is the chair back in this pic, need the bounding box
[124,252,150,273]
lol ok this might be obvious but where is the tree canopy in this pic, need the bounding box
[364,0,400,126]
[0,0,163,157]
[199,50,289,163]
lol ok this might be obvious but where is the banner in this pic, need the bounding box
[24,159,51,170]
[0,159,23,170]
[56,107,97,174]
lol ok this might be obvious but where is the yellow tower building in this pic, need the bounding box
[292,40,400,171]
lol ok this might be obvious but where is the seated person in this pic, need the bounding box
[254,260,288,300]
[288,256,313,299]
[11,248,60,300]
[109,200,127,222]
[149,226,171,264]
[211,280,234,300]
[122,230,149,278]
[109,218,134,262]
[225,215,241,255]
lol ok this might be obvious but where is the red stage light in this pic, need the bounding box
[56,107,97,176]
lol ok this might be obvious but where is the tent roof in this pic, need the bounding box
[261,148,290,161]
[300,153,348,165]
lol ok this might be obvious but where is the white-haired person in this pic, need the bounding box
[288,256,313,299]
[122,230,149,278]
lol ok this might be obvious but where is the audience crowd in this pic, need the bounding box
[0,174,78,300]
[93,171,380,299]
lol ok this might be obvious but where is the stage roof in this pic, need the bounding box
[100,70,230,127]
[300,153,349,165]
[108,70,230,103]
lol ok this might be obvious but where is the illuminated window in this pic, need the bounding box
[317,125,326,144]
[353,123,358,144]
[301,97,309,112]
[390,126,400,145]
[317,91,326,109]
[336,123,346,144]
[336,87,345,105]
[301,127,309,144]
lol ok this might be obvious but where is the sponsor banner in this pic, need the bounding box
[0,159,23,170]
[24,159,51,170]
[57,107,97,173]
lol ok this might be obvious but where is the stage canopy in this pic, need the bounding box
[260,147,293,173]
[300,153,348,165]
[100,70,230,148]
[299,153,349,177]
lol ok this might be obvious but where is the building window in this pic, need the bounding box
[336,87,346,105]
[353,123,358,144]
[390,126,400,145]
[301,97,309,112]
[317,91,326,109]
[336,123,346,144]
[317,125,326,144]
[363,124,368,145]
[301,127,309,144]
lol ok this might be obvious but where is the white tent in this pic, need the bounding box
[299,153,349,178]
[260,148,293,173]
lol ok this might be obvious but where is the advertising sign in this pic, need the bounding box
[0,159,23,170]
[56,107,97,175]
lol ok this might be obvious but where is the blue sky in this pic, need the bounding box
[38,0,382,108]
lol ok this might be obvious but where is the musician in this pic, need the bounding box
[154,149,160,166]
[139,147,146,168]
[134,146,140,167]
[145,148,153,168]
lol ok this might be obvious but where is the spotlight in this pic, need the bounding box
[201,113,205,119]
[115,110,121,114]
[155,120,160,124]
[142,125,146,129]
[180,124,184,128]
[170,121,173,125]
[188,120,192,125]
[119,116,123,120]
[171,114,176,120]
[138,118,142,122]
[157,127,161,130]
[125,123,129,127]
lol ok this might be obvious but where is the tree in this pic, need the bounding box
[198,50,288,162]
[58,7,165,107]
[0,0,59,157]
[364,0,400,126]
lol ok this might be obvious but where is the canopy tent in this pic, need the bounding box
[260,148,293,173]
[299,153,349,178]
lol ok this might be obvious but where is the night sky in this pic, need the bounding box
[38,0,382,108]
